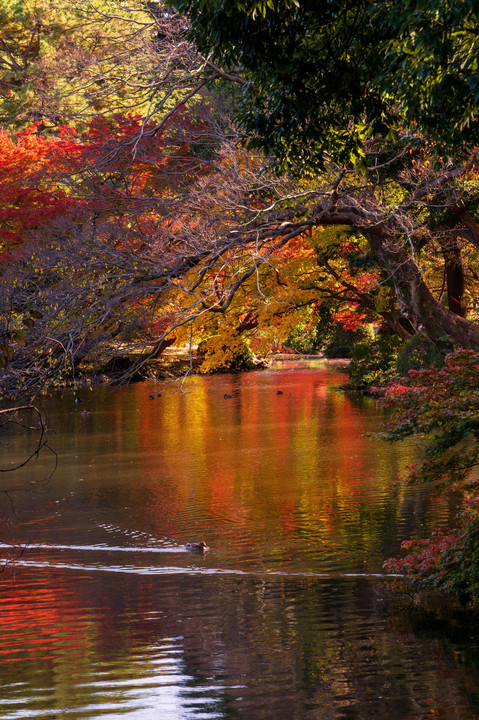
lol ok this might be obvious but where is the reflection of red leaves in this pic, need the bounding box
[0,578,90,660]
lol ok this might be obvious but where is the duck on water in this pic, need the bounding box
[184,541,209,554]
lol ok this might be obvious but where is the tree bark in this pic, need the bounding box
[364,230,479,350]
[442,240,467,317]
[380,308,414,342]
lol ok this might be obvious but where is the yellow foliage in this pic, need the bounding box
[199,322,252,373]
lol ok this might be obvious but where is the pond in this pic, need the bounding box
[1,363,478,719]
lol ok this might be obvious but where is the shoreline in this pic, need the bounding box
[1,351,352,402]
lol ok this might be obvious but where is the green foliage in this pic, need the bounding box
[443,515,479,602]
[321,323,370,359]
[395,333,445,375]
[376,0,479,152]
[171,0,390,171]
[171,0,479,169]
[348,332,403,389]
[285,304,332,354]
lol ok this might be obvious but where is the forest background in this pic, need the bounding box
[1,0,479,601]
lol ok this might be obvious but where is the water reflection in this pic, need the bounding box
[0,365,478,719]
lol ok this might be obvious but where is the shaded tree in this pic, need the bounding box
[171,0,479,168]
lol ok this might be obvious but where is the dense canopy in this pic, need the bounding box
[171,0,479,170]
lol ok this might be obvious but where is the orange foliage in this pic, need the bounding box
[0,125,76,252]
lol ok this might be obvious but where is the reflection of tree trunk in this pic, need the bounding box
[442,240,466,317]
[364,230,479,350]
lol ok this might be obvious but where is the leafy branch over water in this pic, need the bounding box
[377,349,479,603]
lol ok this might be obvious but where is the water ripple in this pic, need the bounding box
[1,555,401,579]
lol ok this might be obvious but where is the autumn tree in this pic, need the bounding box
[166,0,479,351]
[1,0,479,398]
[0,1,248,394]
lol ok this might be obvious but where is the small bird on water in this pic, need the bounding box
[184,541,209,554]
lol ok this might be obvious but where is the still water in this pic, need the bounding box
[0,364,478,719]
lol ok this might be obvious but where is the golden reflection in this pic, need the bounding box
[0,368,477,720]
[63,368,426,574]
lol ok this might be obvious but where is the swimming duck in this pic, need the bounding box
[184,541,209,554]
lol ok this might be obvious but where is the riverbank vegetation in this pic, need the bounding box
[1,0,479,601]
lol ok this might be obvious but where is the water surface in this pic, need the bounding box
[1,365,478,719]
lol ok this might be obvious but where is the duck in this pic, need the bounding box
[184,541,209,554]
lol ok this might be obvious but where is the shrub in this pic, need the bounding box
[323,322,373,359]
[380,349,479,604]
[199,330,254,373]
[286,320,323,354]
[396,333,444,375]
[348,332,403,389]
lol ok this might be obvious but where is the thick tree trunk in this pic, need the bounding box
[443,240,467,317]
[365,231,479,350]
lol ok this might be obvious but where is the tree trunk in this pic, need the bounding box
[443,240,467,317]
[380,307,414,342]
[364,231,479,350]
